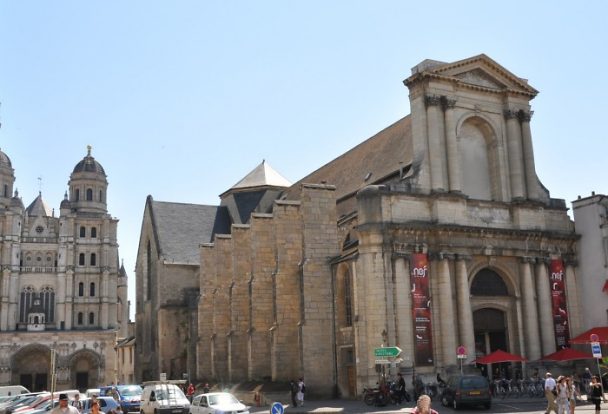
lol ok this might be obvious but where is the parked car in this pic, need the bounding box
[112,385,142,414]
[79,397,121,414]
[85,390,101,399]
[189,393,249,414]
[441,375,491,410]
[140,383,189,414]
[0,388,30,398]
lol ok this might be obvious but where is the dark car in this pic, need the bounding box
[441,375,491,410]
[99,386,143,414]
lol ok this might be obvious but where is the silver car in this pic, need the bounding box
[189,393,249,414]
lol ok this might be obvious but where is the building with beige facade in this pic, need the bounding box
[572,193,608,331]
[0,147,128,391]
[136,54,584,397]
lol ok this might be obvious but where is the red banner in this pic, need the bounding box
[410,253,434,366]
[549,259,570,349]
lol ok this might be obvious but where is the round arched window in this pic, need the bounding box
[470,269,508,296]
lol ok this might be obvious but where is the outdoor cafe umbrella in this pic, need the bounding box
[570,327,608,344]
[473,349,527,364]
[540,347,594,362]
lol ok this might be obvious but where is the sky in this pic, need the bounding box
[1,1,607,320]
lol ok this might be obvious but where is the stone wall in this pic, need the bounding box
[197,184,337,393]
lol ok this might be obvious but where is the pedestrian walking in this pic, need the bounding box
[296,377,305,407]
[544,372,558,414]
[90,401,104,414]
[556,376,571,414]
[50,394,80,414]
[396,373,407,404]
[589,376,603,414]
[567,376,579,414]
[289,380,298,407]
[412,394,438,414]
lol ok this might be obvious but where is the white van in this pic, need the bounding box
[0,386,30,397]
[140,383,189,414]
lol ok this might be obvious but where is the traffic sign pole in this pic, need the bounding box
[590,335,605,401]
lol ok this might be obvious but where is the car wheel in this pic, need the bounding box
[452,398,458,410]
[441,395,449,407]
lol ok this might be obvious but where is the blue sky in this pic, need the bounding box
[1,1,607,319]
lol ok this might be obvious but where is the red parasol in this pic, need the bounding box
[570,327,608,344]
[474,349,527,364]
[540,347,594,361]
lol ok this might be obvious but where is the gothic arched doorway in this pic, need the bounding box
[10,344,51,391]
[69,350,101,391]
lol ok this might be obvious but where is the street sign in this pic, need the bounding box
[374,346,402,358]
[457,346,467,359]
[271,402,284,414]
[591,342,602,358]
[160,373,167,381]
[591,334,600,342]
[375,359,392,365]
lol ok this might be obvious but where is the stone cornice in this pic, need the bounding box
[405,71,537,98]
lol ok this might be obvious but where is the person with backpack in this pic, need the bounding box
[289,380,298,407]
[297,378,306,407]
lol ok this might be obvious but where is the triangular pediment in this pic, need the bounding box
[428,54,538,96]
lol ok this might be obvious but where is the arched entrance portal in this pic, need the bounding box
[471,268,513,379]
[11,344,51,391]
[69,350,101,391]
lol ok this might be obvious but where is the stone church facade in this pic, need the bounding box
[0,147,128,391]
[193,55,581,397]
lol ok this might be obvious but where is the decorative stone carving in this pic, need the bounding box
[425,95,442,107]
[454,69,505,89]
[503,109,519,119]
[519,110,533,122]
[441,96,457,110]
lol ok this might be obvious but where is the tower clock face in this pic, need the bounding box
[36,226,44,234]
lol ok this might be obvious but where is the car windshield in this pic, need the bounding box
[117,386,142,397]
[155,387,184,401]
[208,394,238,406]
[461,377,488,388]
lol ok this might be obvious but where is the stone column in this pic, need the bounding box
[565,262,582,337]
[520,258,541,360]
[504,109,525,199]
[395,256,414,366]
[0,268,9,330]
[437,254,456,366]
[65,268,74,330]
[8,272,18,329]
[519,111,538,200]
[455,256,475,363]
[443,97,461,193]
[535,260,555,355]
[57,271,66,329]
[100,269,109,329]
[426,95,446,192]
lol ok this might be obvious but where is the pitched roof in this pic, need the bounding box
[26,192,53,217]
[149,199,231,264]
[229,160,292,191]
[286,116,412,203]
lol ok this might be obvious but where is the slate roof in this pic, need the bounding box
[286,115,412,203]
[148,198,231,264]
[26,192,53,217]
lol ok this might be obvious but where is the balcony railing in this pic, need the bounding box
[20,266,57,273]
[21,237,58,244]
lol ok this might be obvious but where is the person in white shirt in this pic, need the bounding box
[50,394,80,414]
[544,372,558,414]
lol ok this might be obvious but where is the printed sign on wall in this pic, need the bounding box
[410,253,434,366]
[549,259,570,349]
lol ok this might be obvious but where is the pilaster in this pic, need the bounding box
[535,259,555,356]
[426,95,447,192]
[520,258,540,360]
[455,255,475,363]
[504,109,525,199]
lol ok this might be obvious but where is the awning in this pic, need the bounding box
[539,347,594,361]
[473,349,527,364]
[570,327,608,344]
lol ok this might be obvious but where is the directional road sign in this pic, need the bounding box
[374,346,402,358]
[271,402,284,414]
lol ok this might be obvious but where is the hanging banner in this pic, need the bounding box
[410,253,434,366]
[549,259,570,349]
